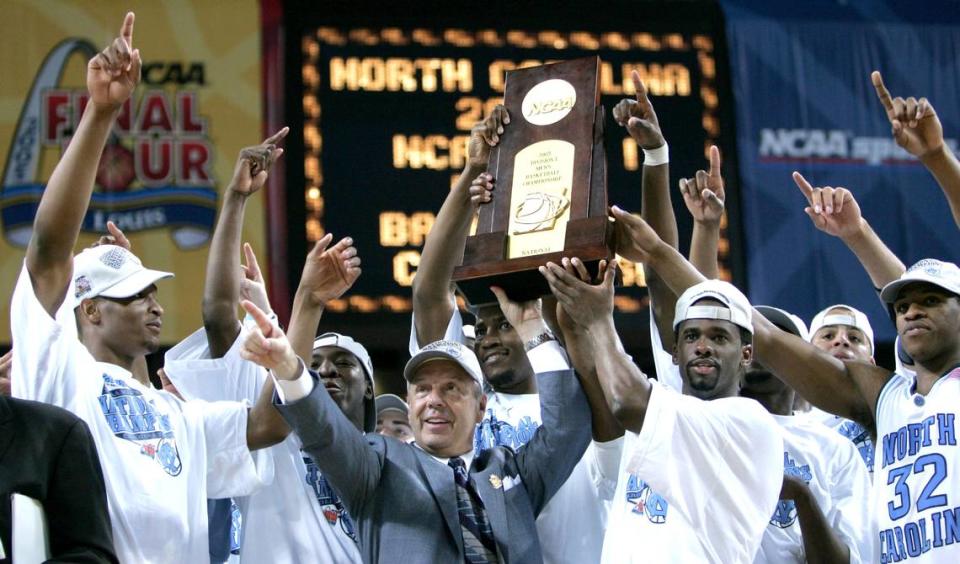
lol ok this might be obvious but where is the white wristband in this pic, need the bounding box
[642,142,669,166]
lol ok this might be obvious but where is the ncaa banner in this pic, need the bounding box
[0,0,265,343]
[721,1,960,341]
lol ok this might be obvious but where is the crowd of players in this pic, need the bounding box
[2,11,960,564]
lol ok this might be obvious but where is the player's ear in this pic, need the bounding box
[80,298,102,325]
[671,343,680,366]
[740,343,754,366]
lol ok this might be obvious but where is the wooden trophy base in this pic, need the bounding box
[453,216,616,306]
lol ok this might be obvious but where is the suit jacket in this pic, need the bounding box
[0,396,117,564]
[276,369,591,564]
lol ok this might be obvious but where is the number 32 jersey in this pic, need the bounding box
[875,366,960,563]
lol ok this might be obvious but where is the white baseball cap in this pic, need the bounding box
[674,280,754,335]
[756,305,808,340]
[72,245,173,308]
[404,340,484,389]
[313,332,376,432]
[881,259,960,304]
[808,304,874,353]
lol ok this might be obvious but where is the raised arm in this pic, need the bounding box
[793,172,905,288]
[26,13,141,315]
[872,71,960,229]
[613,70,678,351]
[412,107,507,344]
[542,258,627,438]
[680,145,725,278]
[287,234,361,361]
[241,300,381,509]
[202,129,287,357]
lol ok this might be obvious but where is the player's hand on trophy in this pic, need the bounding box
[230,127,289,197]
[467,105,510,170]
[91,221,132,250]
[540,258,617,332]
[609,205,667,264]
[612,70,665,150]
[240,243,273,316]
[488,287,549,343]
[468,173,495,206]
[297,233,361,308]
[87,12,142,110]
[793,172,864,240]
[871,71,944,160]
[240,300,300,380]
[680,145,725,226]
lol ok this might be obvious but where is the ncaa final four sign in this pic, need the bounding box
[0,1,266,343]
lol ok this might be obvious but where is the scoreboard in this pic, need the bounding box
[282,1,739,352]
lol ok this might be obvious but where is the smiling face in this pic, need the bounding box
[892,283,960,366]
[473,305,534,393]
[810,307,874,363]
[406,360,485,457]
[311,346,372,429]
[79,284,164,359]
[673,299,752,401]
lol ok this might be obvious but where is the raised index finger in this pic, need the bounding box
[871,71,895,116]
[121,12,135,48]
[708,145,721,179]
[792,171,814,200]
[263,126,290,146]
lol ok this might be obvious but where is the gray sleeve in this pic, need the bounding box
[274,371,384,513]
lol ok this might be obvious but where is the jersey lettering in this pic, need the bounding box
[98,374,182,475]
[303,453,358,543]
[771,452,812,528]
[474,409,539,452]
[625,475,669,523]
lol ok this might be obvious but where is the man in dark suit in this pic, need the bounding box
[239,294,591,563]
[0,395,117,563]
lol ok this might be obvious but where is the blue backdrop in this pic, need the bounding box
[721,0,960,341]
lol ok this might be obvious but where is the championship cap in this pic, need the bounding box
[72,245,173,308]
[808,304,874,353]
[756,305,808,340]
[404,340,484,389]
[375,393,409,416]
[881,259,960,304]
[674,280,754,335]
[313,332,376,432]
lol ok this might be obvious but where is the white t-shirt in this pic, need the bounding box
[11,265,270,564]
[807,407,876,478]
[411,308,609,564]
[874,367,960,563]
[164,328,363,564]
[603,382,784,563]
[753,414,875,564]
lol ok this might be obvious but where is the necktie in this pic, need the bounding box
[448,457,498,564]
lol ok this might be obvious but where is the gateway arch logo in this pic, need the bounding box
[1,38,217,249]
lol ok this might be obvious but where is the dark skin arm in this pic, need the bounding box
[27,13,141,316]
[542,258,648,433]
[613,70,678,352]
[542,258,624,441]
[411,107,508,345]
[680,146,725,278]
[780,475,850,564]
[873,71,960,230]
[612,206,892,428]
[246,234,361,449]
[202,129,288,357]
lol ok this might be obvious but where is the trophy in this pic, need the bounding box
[452,56,614,305]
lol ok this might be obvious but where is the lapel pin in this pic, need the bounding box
[489,474,503,489]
